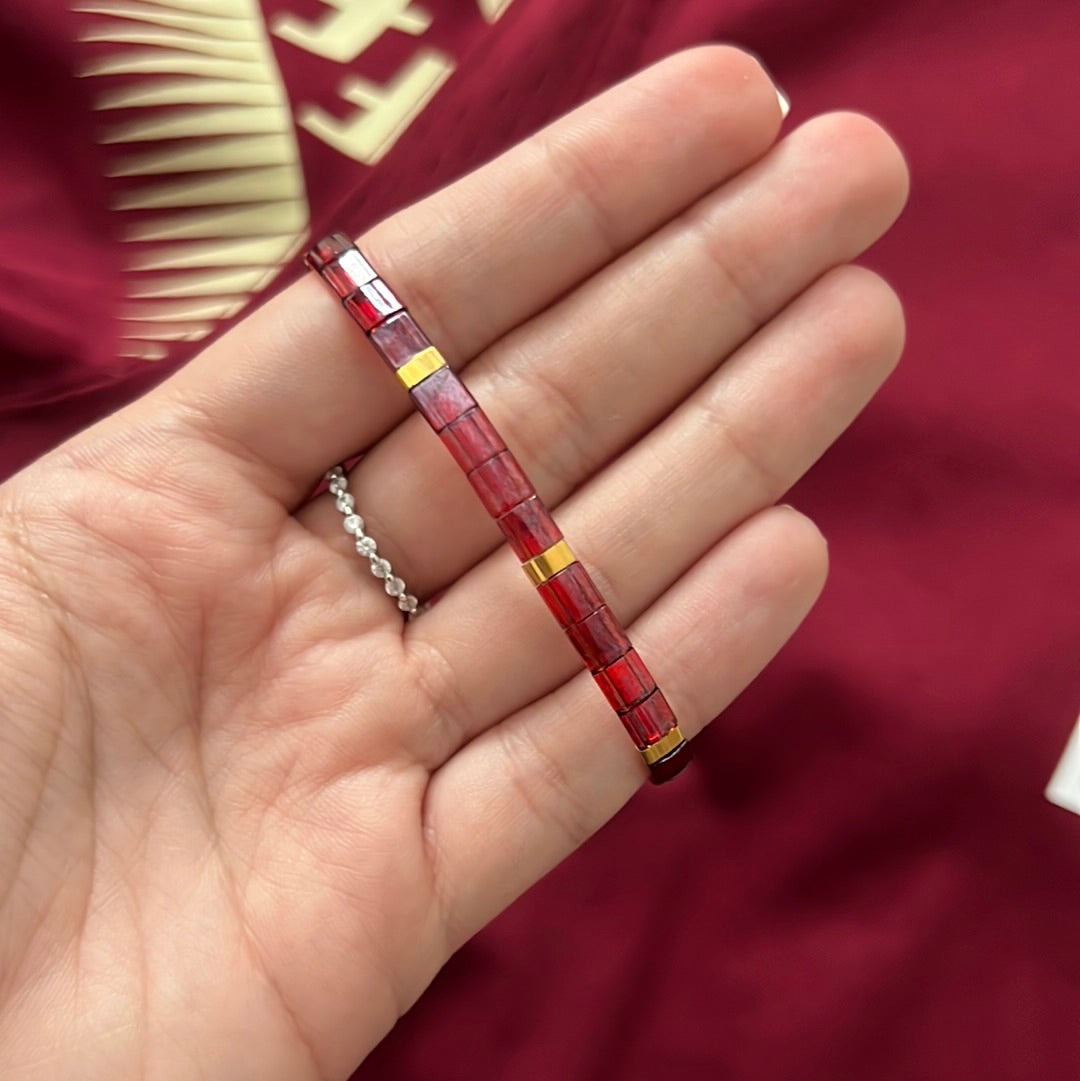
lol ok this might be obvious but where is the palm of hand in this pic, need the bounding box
[2,448,446,1078]
[0,48,907,1081]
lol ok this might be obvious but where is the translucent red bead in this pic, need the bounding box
[565,605,632,671]
[620,689,678,747]
[305,231,352,270]
[536,562,604,625]
[593,649,655,712]
[440,408,506,472]
[344,279,402,331]
[409,366,477,430]
[467,451,534,517]
[370,311,431,368]
[497,496,562,559]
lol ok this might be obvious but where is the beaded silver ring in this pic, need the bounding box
[326,466,419,616]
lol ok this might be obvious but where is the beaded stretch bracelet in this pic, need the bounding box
[305,233,692,784]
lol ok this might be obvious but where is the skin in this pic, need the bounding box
[0,47,908,1081]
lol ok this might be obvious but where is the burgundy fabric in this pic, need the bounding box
[1,1,1078,1079]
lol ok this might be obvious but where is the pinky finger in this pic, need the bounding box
[423,505,829,949]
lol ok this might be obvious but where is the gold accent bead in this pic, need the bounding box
[395,346,446,389]
[521,539,576,586]
[641,726,686,765]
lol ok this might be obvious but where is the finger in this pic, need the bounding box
[426,506,829,946]
[405,263,903,765]
[140,46,785,505]
[298,113,908,592]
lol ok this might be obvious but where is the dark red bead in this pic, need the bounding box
[305,232,352,270]
[593,649,656,712]
[370,311,431,369]
[409,366,477,431]
[565,605,631,672]
[536,562,604,626]
[467,451,535,517]
[497,495,562,559]
[620,689,678,747]
[648,741,693,784]
[439,407,506,472]
[344,278,402,331]
[322,248,377,298]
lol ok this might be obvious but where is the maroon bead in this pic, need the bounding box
[370,311,431,369]
[648,741,693,784]
[440,408,506,472]
[467,451,535,518]
[620,689,678,747]
[565,605,631,672]
[344,278,402,331]
[497,495,562,559]
[409,366,477,431]
[536,562,604,626]
[322,249,377,298]
[593,649,656,712]
[305,232,352,270]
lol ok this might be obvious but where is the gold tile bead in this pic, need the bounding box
[395,346,446,389]
[521,539,576,586]
[641,726,686,765]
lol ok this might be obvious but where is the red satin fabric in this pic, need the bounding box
[0,1,1077,1078]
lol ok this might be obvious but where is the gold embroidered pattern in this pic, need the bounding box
[76,0,311,361]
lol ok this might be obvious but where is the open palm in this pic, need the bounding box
[0,49,907,1081]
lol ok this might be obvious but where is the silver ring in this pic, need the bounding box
[325,466,419,616]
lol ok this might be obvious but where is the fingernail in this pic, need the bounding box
[741,49,791,119]
[775,85,791,119]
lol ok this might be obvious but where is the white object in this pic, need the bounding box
[1046,715,1080,815]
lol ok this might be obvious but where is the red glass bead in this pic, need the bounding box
[409,366,477,431]
[322,249,377,298]
[620,688,678,748]
[497,495,562,559]
[593,649,656,712]
[467,451,535,518]
[536,562,604,626]
[440,408,506,472]
[370,311,431,369]
[305,232,352,270]
[344,278,402,331]
[565,605,631,672]
[648,741,693,784]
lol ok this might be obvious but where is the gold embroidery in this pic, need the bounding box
[124,202,307,242]
[81,27,264,61]
[297,49,454,165]
[105,133,298,176]
[94,78,280,109]
[76,4,258,39]
[476,0,517,23]
[76,0,311,360]
[80,51,268,81]
[119,321,216,341]
[112,167,304,211]
[272,0,433,65]
[100,104,290,142]
[121,297,249,322]
[76,0,520,361]
[126,267,287,298]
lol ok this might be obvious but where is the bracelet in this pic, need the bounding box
[305,234,691,784]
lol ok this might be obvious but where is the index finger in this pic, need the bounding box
[145,46,786,505]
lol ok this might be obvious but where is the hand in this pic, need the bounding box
[0,47,907,1080]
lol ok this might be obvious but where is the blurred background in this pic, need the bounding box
[1,1,1077,1078]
